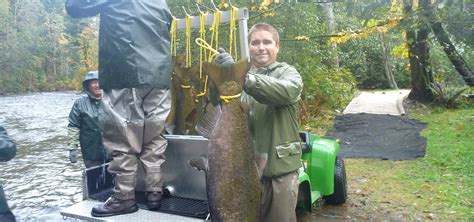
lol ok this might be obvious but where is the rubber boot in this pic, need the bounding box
[146,191,162,210]
[91,196,138,217]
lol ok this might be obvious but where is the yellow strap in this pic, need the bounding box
[220,93,241,103]
[170,17,177,56]
[185,15,192,68]
[181,85,191,89]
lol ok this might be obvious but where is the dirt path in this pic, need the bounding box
[343,90,410,116]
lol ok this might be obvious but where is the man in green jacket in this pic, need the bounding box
[67,71,107,168]
[0,126,17,222]
[215,22,303,222]
[66,0,172,217]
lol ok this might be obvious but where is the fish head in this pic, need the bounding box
[203,58,250,96]
[172,55,196,87]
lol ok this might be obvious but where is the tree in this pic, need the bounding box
[403,0,434,102]
[424,1,474,85]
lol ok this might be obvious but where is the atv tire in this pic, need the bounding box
[324,155,347,205]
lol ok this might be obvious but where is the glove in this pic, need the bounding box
[214,48,235,65]
[69,149,78,163]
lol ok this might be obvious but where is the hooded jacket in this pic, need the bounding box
[67,75,106,162]
[65,0,172,89]
[242,62,303,178]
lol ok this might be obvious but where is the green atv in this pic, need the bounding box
[297,131,348,212]
[61,131,346,221]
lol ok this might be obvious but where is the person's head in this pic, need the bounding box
[83,71,101,99]
[248,23,280,68]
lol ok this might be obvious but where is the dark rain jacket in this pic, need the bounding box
[65,0,172,89]
[68,92,106,162]
[0,126,16,214]
[242,62,303,178]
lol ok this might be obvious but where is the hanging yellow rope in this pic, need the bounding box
[229,6,239,60]
[197,12,209,99]
[170,16,177,56]
[199,12,208,80]
[195,38,219,99]
[185,15,192,68]
[208,9,221,61]
[195,38,219,61]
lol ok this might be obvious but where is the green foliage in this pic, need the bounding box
[297,65,357,129]
[0,0,81,93]
[428,81,469,109]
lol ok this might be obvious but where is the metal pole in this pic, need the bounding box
[238,17,249,59]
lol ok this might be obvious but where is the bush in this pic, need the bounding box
[297,65,357,129]
[428,81,469,109]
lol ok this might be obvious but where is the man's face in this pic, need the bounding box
[88,79,102,99]
[249,30,279,68]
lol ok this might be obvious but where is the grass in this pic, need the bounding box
[342,102,474,221]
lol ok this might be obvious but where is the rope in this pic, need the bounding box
[196,75,209,98]
[220,93,241,103]
[181,85,191,89]
[195,38,219,61]
[195,38,218,99]
[198,13,209,99]
[229,6,238,60]
[209,9,221,61]
[185,15,192,68]
[170,17,177,56]
[199,12,208,80]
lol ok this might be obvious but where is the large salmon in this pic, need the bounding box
[191,59,261,222]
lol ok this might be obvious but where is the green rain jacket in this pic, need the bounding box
[242,62,303,178]
[65,0,172,89]
[68,92,106,162]
[0,126,16,214]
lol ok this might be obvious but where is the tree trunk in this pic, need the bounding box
[427,12,474,85]
[380,32,398,89]
[404,0,433,102]
[320,2,339,68]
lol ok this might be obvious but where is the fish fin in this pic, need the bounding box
[203,62,224,87]
[195,105,221,138]
[232,58,250,84]
[189,156,209,172]
[255,152,268,178]
[208,82,221,106]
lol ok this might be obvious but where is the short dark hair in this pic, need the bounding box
[248,23,279,45]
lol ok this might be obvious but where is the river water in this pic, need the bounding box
[0,92,83,221]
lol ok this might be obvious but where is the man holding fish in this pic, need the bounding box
[215,22,303,222]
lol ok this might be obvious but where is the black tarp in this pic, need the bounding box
[327,113,427,160]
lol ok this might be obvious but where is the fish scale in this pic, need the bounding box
[193,59,261,222]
